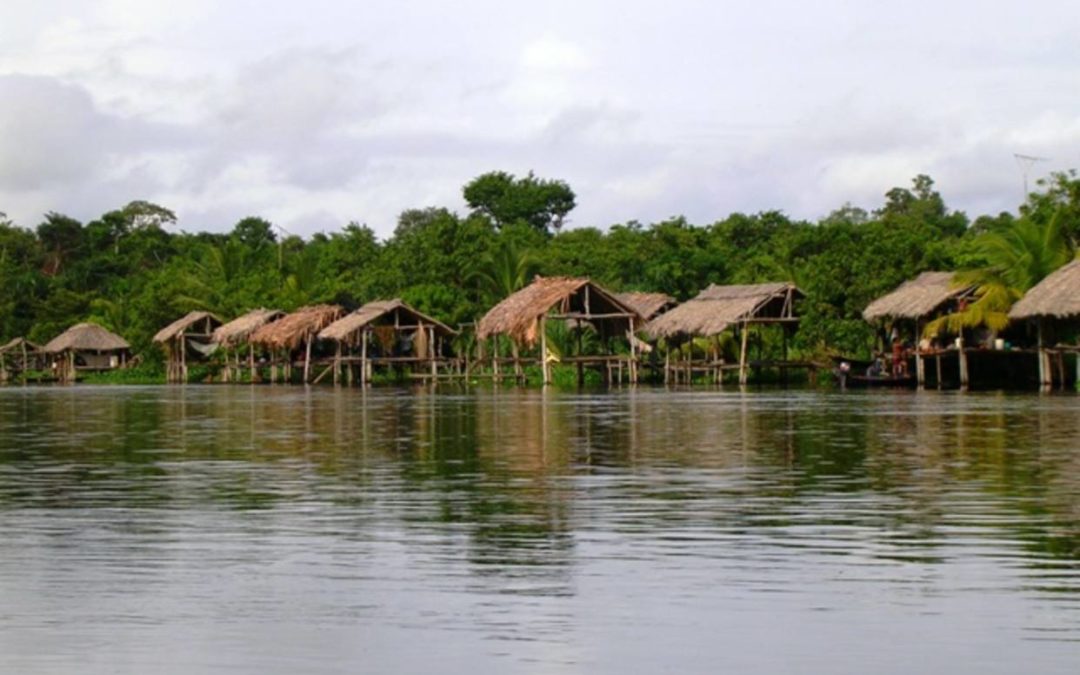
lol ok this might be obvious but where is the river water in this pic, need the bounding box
[0,386,1077,674]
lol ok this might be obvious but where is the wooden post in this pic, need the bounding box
[540,316,551,385]
[739,322,750,386]
[1037,320,1049,389]
[429,326,437,380]
[575,324,584,387]
[958,337,969,389]
[249,344,256,383]
[915,320,925,388]
[492,336,500,384]
[361,329,368,386]
[629,316,638,384]
[180,334,187,383]
[334,342,341,386]
[511,340,522,383]
[303,336,313,384]
[935,353,942,389]
[664,347,670,384]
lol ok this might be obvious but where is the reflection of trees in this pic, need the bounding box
[1,387,1077,583]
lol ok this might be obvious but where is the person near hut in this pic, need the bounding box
[891,338,905,377]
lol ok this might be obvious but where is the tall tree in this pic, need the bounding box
[463,171,576,233]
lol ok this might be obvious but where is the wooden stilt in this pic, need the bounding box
[958,338,969,390]
[361,329,368,386]
[915,320,925,388]
[629,317,638,384]
[1038,320,1050,389]
[334,342,341,386]
[540,316,551,385]
[429,326,437,380]
[303,337,313,384]
[739,322,750,386]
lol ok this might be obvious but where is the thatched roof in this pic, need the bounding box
[153,311,223,343]
[319,299,456,343]
[477,276,637,344]
[212,308,284,347]
[1009,258,1080,320]
[644,282,800,339]
[615,292,677,321]
[43,323,129,353]
[863,272,973,321]
[0,337,39,354]
[249,305,343,349]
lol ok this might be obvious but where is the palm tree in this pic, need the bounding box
[926,211,1072,337]
[469,238,538,304]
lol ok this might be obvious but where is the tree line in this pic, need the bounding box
[1,170,1078,360]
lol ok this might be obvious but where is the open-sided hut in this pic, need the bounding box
[318,299,457,384]
[862,272,976,387]
[1009,258,1080,388]
[43,322,130,382]
[477,276,642,384]
[153,311,223,383]
[0,338,43,381]
[644,282,803,384]
[249,304,342,383]
[615,292,677,322]
[212,308,284,382]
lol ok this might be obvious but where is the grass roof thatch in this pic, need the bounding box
[0,337,39,354]
[319,299,456,343]
[152,311,223,343]
[212,308,285,348]
[1009,258,1080,320]
[43,323,130,353]
[644,282,800,339]
[249,305,342,350]
[862,272,973,321]
[476,276,637,344]
[615,292,677,321]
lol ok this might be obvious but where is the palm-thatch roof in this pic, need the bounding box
[153,311,223,343]
[249,305,343,350]
[863,272,974,321]
[43,323,130,353]
[0,337,39,354]
[476,276,638,344]
[615,292,677,321]
[319,299,456,343]
[212,308,285,348]
[1009,258,1080,320]
[644,282,801,339]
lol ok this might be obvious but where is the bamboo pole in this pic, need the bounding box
[629,316,638,384]
[249,344,255,383]
[303,336,313,384]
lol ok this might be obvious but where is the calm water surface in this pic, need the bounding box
[0,386,1077,674]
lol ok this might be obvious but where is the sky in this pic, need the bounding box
[1,0,1079,238]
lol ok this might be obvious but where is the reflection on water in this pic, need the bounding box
[0,386,1077,674]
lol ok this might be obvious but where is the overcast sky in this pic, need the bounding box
[1,1,1078,237]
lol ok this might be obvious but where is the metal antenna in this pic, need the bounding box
[1014,153,1049,199]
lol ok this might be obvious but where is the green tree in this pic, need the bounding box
[463,171,576,233]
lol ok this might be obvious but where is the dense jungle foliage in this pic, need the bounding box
[2,170,1078,361]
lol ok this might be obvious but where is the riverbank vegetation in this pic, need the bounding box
[2,171,1078,363]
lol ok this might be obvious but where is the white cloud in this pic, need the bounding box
[2,1,1080,235]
